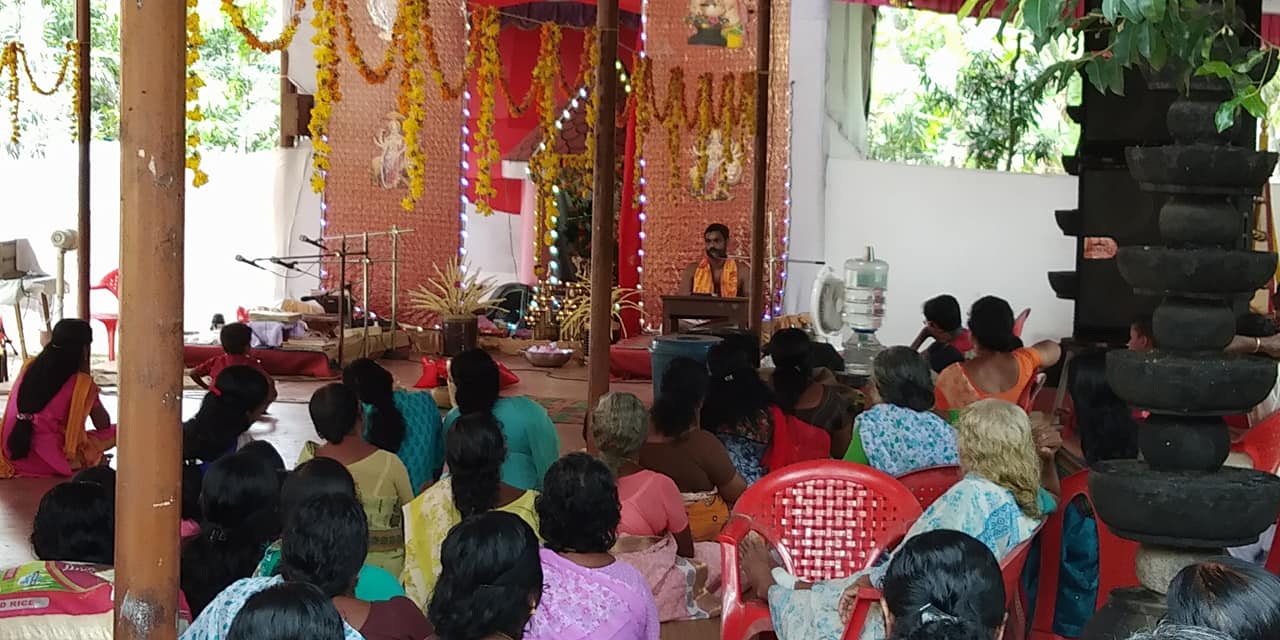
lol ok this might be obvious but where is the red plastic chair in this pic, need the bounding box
[896,465,963,510]
[89,269,120,361]
[1228,413,1280,575]
[1013,308,1031,338]
[843,525,1042,640]
[1030,471,1139,640]
[1018,372,1048,414]
[718,461,924,640]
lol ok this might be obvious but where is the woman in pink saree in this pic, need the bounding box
[0,319,115,478]
[526,453,659,640]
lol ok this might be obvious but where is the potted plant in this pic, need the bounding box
[406,258,500,356]
[557,287,643,355]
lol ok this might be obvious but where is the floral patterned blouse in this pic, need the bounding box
[843,403,959,477]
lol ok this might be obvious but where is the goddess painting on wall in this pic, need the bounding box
[689,129,744,201]
[685,0,746,48]
[371,112,408,190]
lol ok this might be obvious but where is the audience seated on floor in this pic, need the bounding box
[844,346,958,475]
[768,328,860,458]
[344,358,444,493]
[444,349,560,491]
[526,453,660,640]
[226,582,345,640]
[640,357,746,541]
[427,512,543,640]
[701,341,777,485]
[1,319,116,479]
[401,412,540,609]
[1164,557,1280,640]
[739,399,1060,640]
[182,365,271,469]
[590,391,722,622]
[299,383,413,576]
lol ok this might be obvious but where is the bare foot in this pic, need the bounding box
[739,532,775,601]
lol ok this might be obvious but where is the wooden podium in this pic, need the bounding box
[661,295,750,333]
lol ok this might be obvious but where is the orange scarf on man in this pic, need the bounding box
[692,258,738,297]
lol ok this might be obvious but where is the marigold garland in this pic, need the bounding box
[419,0,472,101]
[582,32,601,180]
[333,0,400,84]
[398,0,427,210]
[221,0,306,53]
[308,0,341,194]
[472,5,501,216]
[1,40,78,147]
[185,0,208,187]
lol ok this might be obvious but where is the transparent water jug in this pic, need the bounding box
[843,246,888,331]
[843,330,883,376]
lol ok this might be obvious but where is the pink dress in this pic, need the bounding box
[525,548,659,640]
[616,470,688,537]
[1,373,114,478]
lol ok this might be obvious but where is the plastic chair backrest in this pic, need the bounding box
[1013,308,1031,338]
[1017,372,1047,414]
[91,269,120,299]
[1233,411,1280,474]
[734,460,924,583]
[1031,470,1139,637]
[896,465,963,510]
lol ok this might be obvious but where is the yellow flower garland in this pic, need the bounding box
[308,0,341,194]
[472,6,500,216]
[185,0,208,187]
[0,40,78,147]
[398,0,426,211]
[221,0,306,53]
[583,30,600,181]
[3,44,18,147]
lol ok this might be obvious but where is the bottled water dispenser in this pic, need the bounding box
[842,246,888,376]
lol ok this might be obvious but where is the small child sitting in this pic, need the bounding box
[911,294,971,374]
[190,323,277,406]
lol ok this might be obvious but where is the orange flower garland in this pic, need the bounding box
[307,0,341,193]
[221,0,307,53]
[333,0,400,84]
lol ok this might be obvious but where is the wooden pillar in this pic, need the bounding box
[747,0,772,332]
[75,0,90,319]
[113,0,185,637]
[587,0,620,407]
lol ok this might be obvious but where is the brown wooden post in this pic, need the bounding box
[587,0,620,407]
[113,0,185,636]
[75,0,90,319]
[747,0,771,332]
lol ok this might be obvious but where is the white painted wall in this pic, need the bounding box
[463,203,522,287]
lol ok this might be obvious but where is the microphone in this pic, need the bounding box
[299,234,327,251]
[235,255,268,271]
[269,257,300,270]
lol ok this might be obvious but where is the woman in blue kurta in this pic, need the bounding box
[344,358,444,492]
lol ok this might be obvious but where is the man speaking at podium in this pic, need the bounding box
[678,223,751,297]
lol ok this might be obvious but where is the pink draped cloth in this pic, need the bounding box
[1,373,114,478]
[612,535,723,622]
[525,548,659,640]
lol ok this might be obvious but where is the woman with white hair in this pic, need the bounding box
[740,399,1061,640]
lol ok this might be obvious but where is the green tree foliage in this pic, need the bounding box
[0,0,279,158]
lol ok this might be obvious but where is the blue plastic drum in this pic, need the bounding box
[650,334,722,395]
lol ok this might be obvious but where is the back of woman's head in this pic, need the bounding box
[883,529,1005,640]
[769,328,815,413]
[429,511,543,640]
[31,481,114,565]
[182,450,283,615]
[968,297,1019,353]
[1126,626,1238,640]
[71,465,117,491]
[537,453,619,554]
[956,399,1041,518]
[281,457,358,519]
[279,493,368,598]
[450,349,500,415]
[447,412,508,518]
[651,357,708,438]
[182,365,270,461]
[590,392,648,472]
[1069,350,1138,466]
[873,346,936,412]
[238,440,285,475]
[227,582,345,640]
[342,358,405,453]
[1167,558,1280,640]
[702,342,773,434]
[9,319,92,461]
[308,383,361,444]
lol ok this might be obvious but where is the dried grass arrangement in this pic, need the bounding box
[407,258,501,321]
[557,287,642,341]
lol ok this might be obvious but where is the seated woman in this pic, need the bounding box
[843,346,958,476]
[400,412,540,609]
[184,494,429,640]
[640,358,746,541]
[299,383,414,576]
[1165,557,1280,640]
[1,319,115,478]
[934,296,1061,419]
[344,358,444,492]
[182,365,271,466]
[740,399,1059,640]
[701,342,777,484]
[227,582,346,640]
[0,481,184,639]
[880,530,1007,640]
[527,453,659,640]
[769,328,858,458]
[427,512,543,640]
[445,349,559,491]
[254,457,406,602]
[181,449,282,617]
[592,392,721,622]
